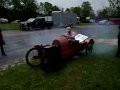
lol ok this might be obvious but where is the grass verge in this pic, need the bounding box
[0,55,120,90]
[0,23,20,30]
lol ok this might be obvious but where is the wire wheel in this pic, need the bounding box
[86,42,94,55]
[26,48,42,66]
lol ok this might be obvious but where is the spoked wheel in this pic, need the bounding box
[26,48,42,66]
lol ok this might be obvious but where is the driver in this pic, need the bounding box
[66,27,76,39]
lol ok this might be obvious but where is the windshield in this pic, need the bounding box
[27,18,35,22]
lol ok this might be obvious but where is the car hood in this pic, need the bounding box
[20,21,32,25]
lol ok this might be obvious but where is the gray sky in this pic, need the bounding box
[37,0,109,11]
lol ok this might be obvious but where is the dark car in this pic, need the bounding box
[20,18,53,31]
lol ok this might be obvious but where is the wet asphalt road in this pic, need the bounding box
[0,24,119,68]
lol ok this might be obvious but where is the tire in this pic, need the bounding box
[26,48,42,67]
[28,27,33,30]
[85,42,94,55]
[47,26,51,29]
[41,26,45,29]
[20,24,24,31]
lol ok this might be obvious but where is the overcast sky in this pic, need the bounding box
[37,0,109,11]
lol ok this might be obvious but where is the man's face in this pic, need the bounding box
[67,30,71,34]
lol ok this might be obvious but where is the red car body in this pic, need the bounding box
[52,35,93,58]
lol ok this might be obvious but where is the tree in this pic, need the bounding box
[97,7,110,19]
[0,0,38,21]
[11,0,38,20]
[39,2,60,16]
[0,5,8,18]
[81,1,93,19]
[65,8,71,12]
[22,0,38,20]
[90,10,96,19]
[52,5,60,11]
[0,0,10,18]
[65,7,81,17]
[38,2,45,16]
[108,0,120,17]
[0,0,6,6]
[70,7,81,17]
[44,2,53,15]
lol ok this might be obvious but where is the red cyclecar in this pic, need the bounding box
[25,32,94,72]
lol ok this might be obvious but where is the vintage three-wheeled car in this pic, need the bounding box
[25,30,94,72]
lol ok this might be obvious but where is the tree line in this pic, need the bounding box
[0,0,119,22]
[0,0,96,22]
[97,0,120,19]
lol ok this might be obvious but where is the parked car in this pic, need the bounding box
[90,19,95,23]
[105,21,114,25]
[98,19,108,24]
[0,18,8,23]
[20,18,53,31]
[11,20,20,23]
[98,19,114,25]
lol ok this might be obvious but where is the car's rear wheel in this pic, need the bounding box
[85,39,94,55]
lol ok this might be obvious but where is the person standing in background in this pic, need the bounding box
[116,25,120,57]
[0,28,7,56]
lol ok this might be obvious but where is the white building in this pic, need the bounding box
[52,11,77,27]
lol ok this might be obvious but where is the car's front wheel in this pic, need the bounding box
[28,26,33,30]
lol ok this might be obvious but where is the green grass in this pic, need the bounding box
[0,23,20,30]
[0,55,120,90]
[0,24,119,90]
